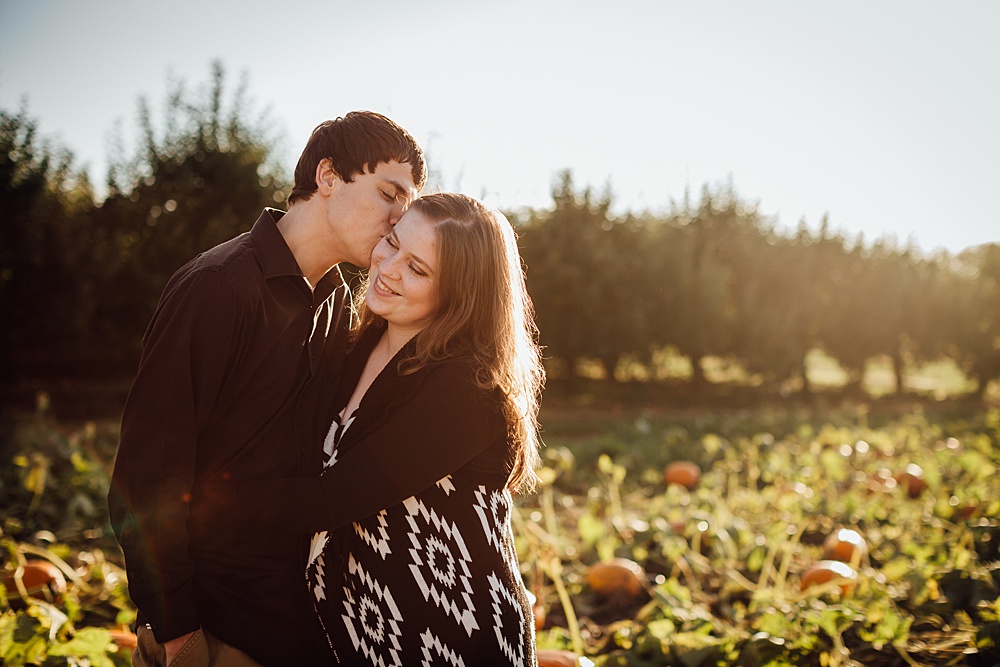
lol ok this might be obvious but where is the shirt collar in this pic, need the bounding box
[250,207,346,300]
[250,208,302,280]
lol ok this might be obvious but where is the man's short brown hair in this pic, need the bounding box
[288,111,426,205]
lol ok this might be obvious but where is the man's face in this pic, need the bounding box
[326,160,418,267]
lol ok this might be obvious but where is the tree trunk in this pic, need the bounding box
[690,355,707,392]
[891,347,906,395]
[800,354,813,396]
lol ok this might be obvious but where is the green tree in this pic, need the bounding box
[821,238,932,395]
[84,61,290,372]
[948,243,1000,397]
[659,184,760,389]
[0,105,95,379]
[730,225,821,393]
[520,172,646,381]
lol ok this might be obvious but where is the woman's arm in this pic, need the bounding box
[198,361,507,535]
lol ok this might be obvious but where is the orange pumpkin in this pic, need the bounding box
[800,560,858,595]
[822,528,867,563]
[533,601,547,631]
[108,628,138,651]
[526,590,546,630]
[4,560,67,608]
[585,558,645,597]
[664,461,701,490]
[894,463,927,498]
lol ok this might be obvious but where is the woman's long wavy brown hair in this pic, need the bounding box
[352,193,544,492]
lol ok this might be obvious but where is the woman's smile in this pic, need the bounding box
[374,275,400,296]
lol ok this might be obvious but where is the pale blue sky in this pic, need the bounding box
[2,0,998,254]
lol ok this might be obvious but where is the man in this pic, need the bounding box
[108,111,425,666]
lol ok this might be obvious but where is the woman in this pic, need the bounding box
[211,193,544,665]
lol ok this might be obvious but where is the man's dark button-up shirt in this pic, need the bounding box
[108,208,349,665]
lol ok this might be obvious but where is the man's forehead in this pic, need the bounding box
[371,161,417,191]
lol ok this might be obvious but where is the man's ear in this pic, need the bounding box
[315,158,341,195]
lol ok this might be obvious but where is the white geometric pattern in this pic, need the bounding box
[355,509,392,559]
[436,475,456,496]
[341,554,404,667]
[419,628,465,666]
[309,531,330,602]
[403,496,479,636]
[474,486,513,558]
[487,571,527,667]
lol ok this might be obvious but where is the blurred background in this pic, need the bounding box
[2,0,999,410]
[3,4,1000,664]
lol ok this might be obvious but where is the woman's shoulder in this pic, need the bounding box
[421,356,496,399]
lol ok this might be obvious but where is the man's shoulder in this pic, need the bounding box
[156,233,266,310]
[171,233,264,286]
[183,232,258,275]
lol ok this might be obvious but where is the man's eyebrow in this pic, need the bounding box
[384,179,411,197]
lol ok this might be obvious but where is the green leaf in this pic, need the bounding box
[577,512,605,547]
[47,627,115,667]
[646,618,676,642]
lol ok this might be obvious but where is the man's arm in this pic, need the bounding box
[108,269,238,643]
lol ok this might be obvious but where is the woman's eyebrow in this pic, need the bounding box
[408,250,433,274]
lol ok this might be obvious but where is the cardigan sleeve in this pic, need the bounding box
[199,360,509,535]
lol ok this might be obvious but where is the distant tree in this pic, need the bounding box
[821,238,931,395]
[661,184,759,389]
[948,243,1000,397]
[730,224,822,393]
[520,171,646,381]
[1,105,95,379]
[84,60,290,371]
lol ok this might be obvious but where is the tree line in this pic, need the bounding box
[3,64,998,399]
[518,174,999,397]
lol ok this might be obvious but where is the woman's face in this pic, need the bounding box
[366,208,440,334]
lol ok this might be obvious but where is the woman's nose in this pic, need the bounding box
[377,252,401,277]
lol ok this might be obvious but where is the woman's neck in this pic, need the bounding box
[340,325,422,419]
[383,323,421,358]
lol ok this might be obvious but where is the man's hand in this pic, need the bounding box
[164,630,198,664]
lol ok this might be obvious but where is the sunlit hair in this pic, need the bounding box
[288,111,426,205]
[353,193,545,492]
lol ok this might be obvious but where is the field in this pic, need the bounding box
[1,388,999,666]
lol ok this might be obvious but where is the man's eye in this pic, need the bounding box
[381,190,395,202]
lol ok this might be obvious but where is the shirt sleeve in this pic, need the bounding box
[108,268,239,642]
[218,361,509,535]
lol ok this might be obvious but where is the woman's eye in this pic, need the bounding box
[410,264,426,277]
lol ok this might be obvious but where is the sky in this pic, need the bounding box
[1,0,998,255]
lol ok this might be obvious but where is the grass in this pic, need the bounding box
[2,376,999,666]
[523,401,1000,666]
